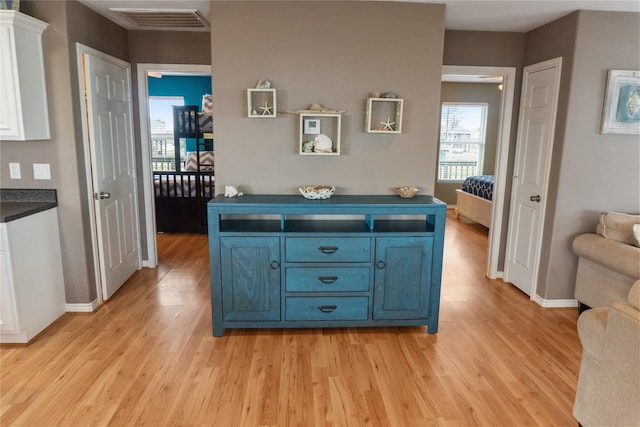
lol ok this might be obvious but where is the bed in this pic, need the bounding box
[154,168,215,233]
[154,105,215,234]
[455,175,494,228]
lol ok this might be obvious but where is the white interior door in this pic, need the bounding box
[505,58,562,296]
[83,51,141,300]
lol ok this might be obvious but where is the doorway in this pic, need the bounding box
[137,63,212,268]
[440,66,516,279]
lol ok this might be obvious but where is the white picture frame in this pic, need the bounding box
[303,118,321,134]
[601,69,640,135]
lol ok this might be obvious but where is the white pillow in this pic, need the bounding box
[633,224,640,247]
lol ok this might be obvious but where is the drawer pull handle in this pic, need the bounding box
[318,246,339,254]
[376,260,386,269]
[317,305,338,313]
[318,276,338,284]
[270,260,280,270]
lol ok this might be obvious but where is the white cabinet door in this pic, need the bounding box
[0,209,66,343]
[0,226,19,334]
[0,11,50,141]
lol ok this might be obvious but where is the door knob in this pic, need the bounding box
[96,191,111,200]
[530,194,541,202]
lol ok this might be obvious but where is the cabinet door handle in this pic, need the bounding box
[270,260,280,270]
[318,246,339,254]
[317,305,337,313]
[318,276,338,284]
[376,260,386,269]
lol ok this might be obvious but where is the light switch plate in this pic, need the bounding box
[33,163,51,180]
[9,163,21,179]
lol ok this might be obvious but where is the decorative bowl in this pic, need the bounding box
[299,185,335,200]
[394,186,420,198]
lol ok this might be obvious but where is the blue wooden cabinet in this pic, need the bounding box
[208,195,446,336]
[220,237,281,322]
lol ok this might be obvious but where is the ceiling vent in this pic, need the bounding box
[109,8,209,29]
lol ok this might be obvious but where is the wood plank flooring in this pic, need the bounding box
[0,211,582,426]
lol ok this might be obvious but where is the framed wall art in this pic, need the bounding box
[601,69,640,135]
[303,118,321,134]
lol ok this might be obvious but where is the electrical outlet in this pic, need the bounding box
[9,163,21,179]
[33,163,51,180]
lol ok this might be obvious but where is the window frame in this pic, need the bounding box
[437,102,489,183]
[148,96,185,171]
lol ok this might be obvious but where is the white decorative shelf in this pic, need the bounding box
[366,97,403,134]
[247,88,277,118]
[298,113,341,155]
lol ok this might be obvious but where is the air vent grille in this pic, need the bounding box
[109,8,209,29]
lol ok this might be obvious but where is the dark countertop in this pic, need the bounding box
[0,189,58,222]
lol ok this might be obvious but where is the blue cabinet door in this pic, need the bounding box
[220,237,281,321]
[373,237,433,319]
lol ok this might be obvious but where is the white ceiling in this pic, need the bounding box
[78,0,640,32]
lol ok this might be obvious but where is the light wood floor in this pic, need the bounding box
[0,211,582,426]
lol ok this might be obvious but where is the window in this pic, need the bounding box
[437,103,488,181]
[149,96,184,171]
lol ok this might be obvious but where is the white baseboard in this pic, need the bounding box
[66,299,101,313]
[533,295,578,309]
[488,271,504,280]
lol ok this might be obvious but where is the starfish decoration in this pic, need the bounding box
[258,102,273,116]
[381,117,396,131]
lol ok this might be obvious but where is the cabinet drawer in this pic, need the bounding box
[286,267,369,292]
[285,237,370,263]
[285,297,369,321]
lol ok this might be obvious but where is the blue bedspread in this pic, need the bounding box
[461,175,494,201]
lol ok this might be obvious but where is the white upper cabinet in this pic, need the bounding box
[0,10,50,141]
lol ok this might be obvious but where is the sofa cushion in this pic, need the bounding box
[596,211,640,247]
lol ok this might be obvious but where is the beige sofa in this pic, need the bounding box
[573,211,640,311]
[573,280,640,427]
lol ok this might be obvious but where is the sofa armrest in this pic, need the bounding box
[628,280,640,310]
[573,233,640,279]
[577,307,609,360]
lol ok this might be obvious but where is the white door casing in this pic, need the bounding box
[137,63,212,268]
[441,66,516,279]
[80,46,141,301]
[505,57,562,297]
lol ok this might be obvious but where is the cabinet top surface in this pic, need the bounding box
[0,189,57,222]
[209,194,445,208]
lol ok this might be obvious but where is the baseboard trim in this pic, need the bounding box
[65,299,101,313]
[489,271,504,280]
[533,295,578,309]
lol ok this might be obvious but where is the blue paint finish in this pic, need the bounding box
[208,194,446,336]
[148,75,211,108]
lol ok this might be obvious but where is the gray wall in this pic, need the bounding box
[211,1,445,196]
[1,1,129,303]
[528,10,640,300]
[3,2,637,305]
[435,82,502,205]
